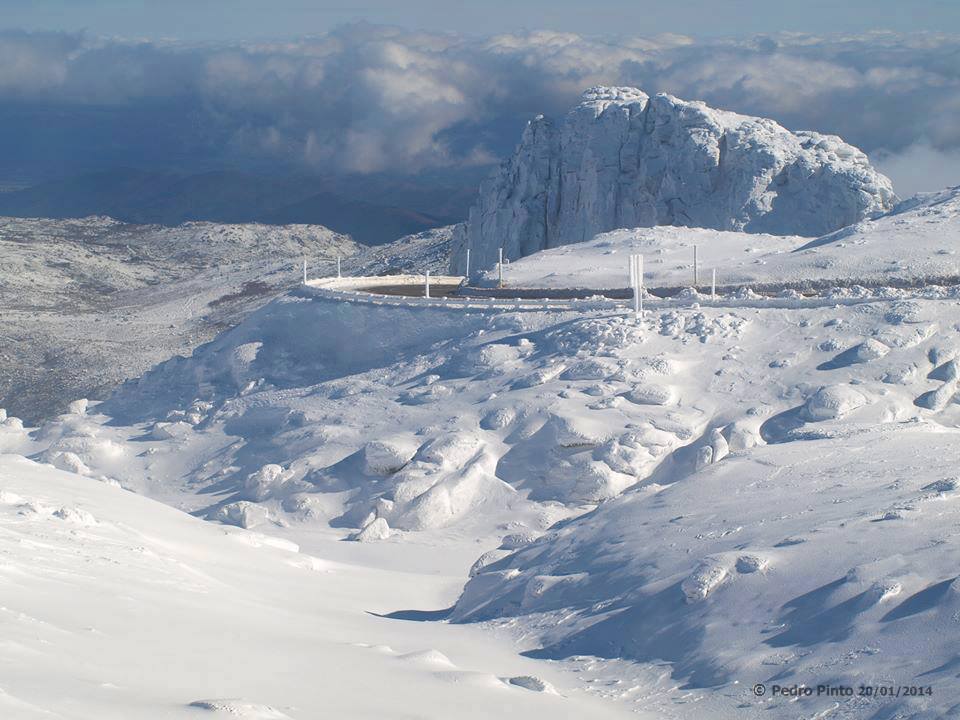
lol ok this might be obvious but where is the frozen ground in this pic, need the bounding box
[1,189,959,718]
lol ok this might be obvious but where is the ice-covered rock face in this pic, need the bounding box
[452,86,896,272]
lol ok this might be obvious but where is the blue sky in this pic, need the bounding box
[1,0,957,40]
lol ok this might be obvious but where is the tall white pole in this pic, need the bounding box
[638,254,644,319]
[337,256,342,279]
[425,270,431,298]
[498,248,504,289]
[711,268,716,300]
[302,258,307,285]
[465,248,471,281]
[693,245,699,288]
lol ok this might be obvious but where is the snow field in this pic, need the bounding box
[2,187,960,718]
[0,454,629,719]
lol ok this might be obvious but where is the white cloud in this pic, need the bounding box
[872,141,960,197]
[0,26,957,191]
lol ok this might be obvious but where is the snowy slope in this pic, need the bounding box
[349,224,457,276]
[0,216,454,424]
[5,278,960,718]
[452,86,896,273]
[454,427,960,718]
[483,186,960,292]
[0,216,360,423]
[0,454,629,719]
[3,189,960,718]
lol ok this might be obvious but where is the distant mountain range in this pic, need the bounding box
[0,168,466,245]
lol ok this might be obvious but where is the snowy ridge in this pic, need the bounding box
[452,86,896,272]
[481,186,960,292]
[0,216,459,424]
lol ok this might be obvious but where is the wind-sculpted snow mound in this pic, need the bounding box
[452,86,896,272]
[453,426,960,717]
[43,273,949,551]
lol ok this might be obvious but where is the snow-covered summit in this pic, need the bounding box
[577,85,650,112]
[478,184,960,292]
[452,86,896,272]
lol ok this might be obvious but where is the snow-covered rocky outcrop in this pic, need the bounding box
[452,86,896,272]
[477,185,960,291]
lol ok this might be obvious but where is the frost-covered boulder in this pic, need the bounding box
[150,420,192,440]
[1,413,24,430]
[210,501,269,529]
[244,464,289,502]
[349,517,391,542]
[451,86,895,272]
[623,383,675,406]
[681,558,729,603]
[416,432,483,469]
[915,381,958,411]
[53,506,98,526]
[45,450,93,476]
[363,437,419,475]
[804,385,868,421]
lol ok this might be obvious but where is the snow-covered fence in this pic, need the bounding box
[303,276,609,312]
[300,275,953,314]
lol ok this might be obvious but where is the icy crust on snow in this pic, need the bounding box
[452,86,896,272]
[478,186,960,292]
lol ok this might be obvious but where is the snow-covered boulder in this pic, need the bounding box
[623,383,675,406]
[150,420,192,440]
[1,414,24,430]
[804,385,868,421]
[363,437,419,475]
[681,558,729,603]
[451,86,895,272]
[243,464,289,502]
[46,451,93,476]
[210,501,270,529]
[349,517,391,542]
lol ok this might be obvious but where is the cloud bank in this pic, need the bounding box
[1,25,958,195]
